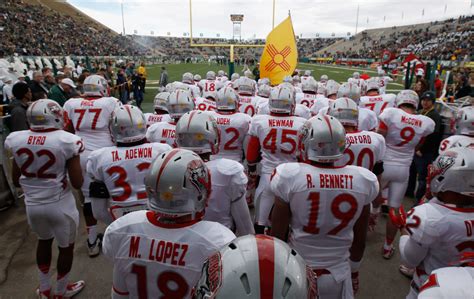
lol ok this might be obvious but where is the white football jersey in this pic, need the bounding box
[198,79,218,95]
[249,114,306,174]
[334,131,386,170]
[183,83,201,99]
[418,267,474,299]
[309,97,331,116]
[146,122,177,147]
[5,130,84,205]
[238,95,259,117]
[102,210,235,298]
[194,97,217,112]
[271,163,379,272]
[378,76,393,94]
[359,94,396,116]
[63,96,120,151]
[208,111,251,162]
[143,113,172,128]
[295,92,317,108]
[216,76,228,84]
[295,104,311,119]
[358,107,379,131]
[439,135,474,155]
[379,108,435,166]
[405,201,474,288]
[204,159,247,230]
[87,143,172,220]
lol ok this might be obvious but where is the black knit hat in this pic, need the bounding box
[421,91,436,102]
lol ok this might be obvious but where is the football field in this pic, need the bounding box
[138,63,405,112]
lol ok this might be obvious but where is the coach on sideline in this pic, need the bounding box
[8,82,31,132]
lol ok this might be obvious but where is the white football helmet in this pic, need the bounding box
[153,92,170,113]
[396,89,419,108]
[299,115,346,162]
[83,74,108,97]
[258,77,270,86]
[320,74,328,83]
[257,84,271,98]
[182,72,194,84]
[269,86,295,115]
[337,82,361,103]
[302,78,318,93]
[175,111,220,155]
[328,97,359,127]
[353,72,360,79]
[145,149,211,219]
[456,106,474,136]
[430,147,474,196]
[194,74,202,82]
[230,73,240,82]
[325,80,340,98]
[304,70,312,76]
[244,70,252,78]
[293,75,301,84]
[193,235,318,299]
[167,90,195,120]
[217,70,225,77]
[365,77,380,93]
[27,99,65,130]
[236,77,255,96]
[110,105,146,144]
[317,83,326,95]
[216,87,239,111]
[206,71,216,80]
[203,89,218,101]
[283,75,293,83]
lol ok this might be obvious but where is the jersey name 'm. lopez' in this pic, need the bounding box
[128,236,188,266]
[268,119,294,127]
[111,147,153,162]
[401,115,422,127]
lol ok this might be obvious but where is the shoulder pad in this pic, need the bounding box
[275,162,302,179]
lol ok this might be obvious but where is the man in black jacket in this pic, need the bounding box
[8,82,31,132]
[28,71,49,101]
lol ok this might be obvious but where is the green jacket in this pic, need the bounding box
[48,84,68,106]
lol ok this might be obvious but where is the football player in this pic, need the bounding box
[394,148,474,299]
[359,78,396,116]
[193,235,318,298]
[208,87,251,163]
[271,115,379,298]
[143,92,172,128]
[296,77,318,108]
[198,71,218,95]
[102,149,236,298]
[175,111,254,236]
[377,69,393,95]
[439,106,474,154]
[87,105,171,224]
[300,70,313,84]
[376,90,435,259]
[235,76,259,116]
[194,90,217,112]
[146,89,195,147]
[348,72,367,96]
[319,74,329,86]
[5,99,85,298]
[182,72,201,99]
[247,86,306,233]
[193,74,201,85]
[63,74,120,257]
[337,82,378,131]
[216,70,228,84]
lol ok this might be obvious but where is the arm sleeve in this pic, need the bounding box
[399,235,429,267]
[86,150,103,181]
[111,265,129,299]
[246,135,261,164]
[231,195,255,236]
[269,165,294,203]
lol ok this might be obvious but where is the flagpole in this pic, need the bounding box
[121,1,126,35]
[272,0,276,29]
[355,4,359,35]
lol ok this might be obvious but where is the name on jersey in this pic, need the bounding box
[307,173,353,189]
[111,147,153,162]
[240,97,252,103]
[268,119,294,128]
[128,236,188,266]
[216,117,230,126]
[346,134,372,145]
[27,135,46,145]
[368,97,383,102]
[401,115,422,127]
[80,100,95,107]
[162,129,175,138]
[148,115,164,122]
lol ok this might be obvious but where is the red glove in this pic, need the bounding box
[389,206,407,229]
[351,272,359,295]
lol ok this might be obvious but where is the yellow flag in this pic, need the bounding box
[259,16,298,85]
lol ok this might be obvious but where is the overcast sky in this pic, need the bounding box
[68,0,473,39]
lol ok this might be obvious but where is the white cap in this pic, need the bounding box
[416,68,425,76]
[61,78,76,88]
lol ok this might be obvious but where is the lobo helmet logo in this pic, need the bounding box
[434,150,457,176]
[187,159,210,198]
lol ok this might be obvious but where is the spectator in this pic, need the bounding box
[28,71,48,101]
[2,76,14,104]
[8,82,31,132]
[116,68,129,104]
[48,78,76,106]
[434,71,443,98]
[252,63,260,81]
[412,74,429,104]
[414,91,442,201]
[132,71,144,109]
[455,74,471,99]
[159,66,168,87]
[137,62,147,92]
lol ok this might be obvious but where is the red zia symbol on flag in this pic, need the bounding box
[264,44,292,72]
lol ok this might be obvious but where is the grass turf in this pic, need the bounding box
[139,63,405,113]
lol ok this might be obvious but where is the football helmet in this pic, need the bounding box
[182,72,194,84]
[258,77,270,86]
[293,75,301,84]
[304,70,312,76]
[203,89,218,101]
[396,89,419,108]
[283,75,293,83]
[365,77,380,93]
[337,82,361,103]
[206,71,216,80]
[299,115,346,162]
[110,105,146,144]
[353,72,360,79]
[325,80,340,97]
[269,86,295,114]
[236,77,255,96]
[302,78,318,93]
[145,149,211,219]
[175,111,220,155]
[153,92,170,113]
[167,90,195,120]
[257,84,271,98]
[27,99,65,130]
[83,74,108,97]
[194,74,202,82]
[317,83,326,95]
[193,235,318,299]
[216,87,239,111]
[430,147,474,196]
[217,70,225,77]
[230,73,240,82]
[328,97,359,127]
[320,74,328,82]
[456,106,474,136]
[244,70,252,78]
